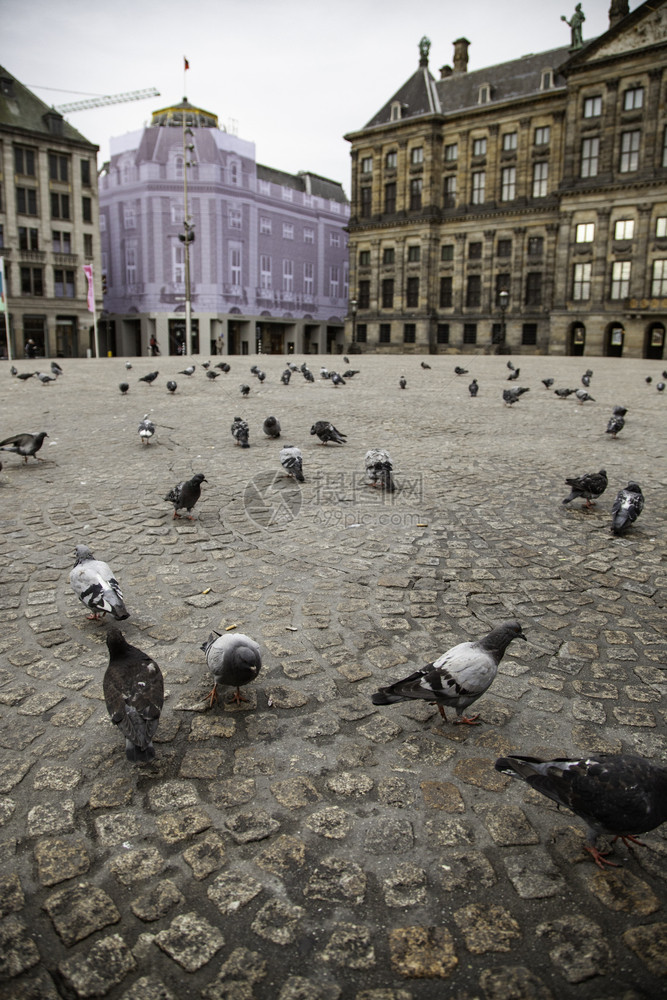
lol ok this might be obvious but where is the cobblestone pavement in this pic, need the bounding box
[0,352,666,1000]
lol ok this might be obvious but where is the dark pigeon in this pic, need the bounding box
[611,482,644,535]
[542,378,554,389]
[399,376,407,390]
[310,421,346,445]
[554,387,575,398]
[331,373,346,386]
[364,448,395,492]
[104,628,164,762]
[164,473,207,519]
[119,382,129,394]
[421,361,431,369]
[166,380,177,393]
[240,384,250,396]
[69,544,130,621]
[454,366,468,375]
[562,469,607,508]
[206,370,221,379]
[0,431,48,463]
[507,368,520,380]
[503,387,529,405]
[280,444,305,482]
[51,361,63,376]
[606,414,624,438]
[469,379,478,397]
[263,416,281,438]
[16,372,34,380]
[280,369,292,385]
[139,371,159,384]
[201,631,261,707]
[231,417,250,448]
[138,414,155,445]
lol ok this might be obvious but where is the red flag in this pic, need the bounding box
[83,264,95,312]
[184,56,189,70]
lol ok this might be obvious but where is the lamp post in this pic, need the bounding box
[349,297,358,353]
[179,112,196,356]
[497,288,509,354]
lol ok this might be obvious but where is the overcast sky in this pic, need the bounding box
[5,0,629,195]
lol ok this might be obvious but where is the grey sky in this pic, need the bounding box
[4,0,626,194]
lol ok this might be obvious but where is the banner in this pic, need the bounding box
[0,255,6,313]
[83,264,95,312]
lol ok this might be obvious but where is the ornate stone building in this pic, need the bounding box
[344,0,667,358]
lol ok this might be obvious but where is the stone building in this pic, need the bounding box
[0,66,101,358]
[344,0,667,359]
[99,100,350,357]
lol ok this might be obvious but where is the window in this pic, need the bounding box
[283,259,294,293]
[260,255,272,289]
[495,275,510,303]
[444,143,458,162]
[0,224,4,248]
[379,324,391,344]
[409,178,422,211]
[501,166,516,201]
[125,244,137,284]
[522,324,537,345]
[471,171,485,204]
[329,232,340,247]
[14,146,36,176]
[611,260,631,298]
[384,182,396,214]
[525,272,542,306]
[468,242,482,260]
[443,174,457,208]
[437,324,449,344]
[581,137,599,178]
[282,187,293,201]
[497,239,512,258]
[383,247,395,265]
[360,187,372,217]
[19,227,38,251]
[463,323,477,344]
[614,219,634,241]
[50,192,70,219]
[439,276,453,308]
[623,86,644,111]
[172,242,185,283]
[502,133,517,152]
[359,250,370,266]
[441,245,454,262]
[329,265,339,297]
[260,217,272,234]
[282,223,294,240]
[573,262,591,300]
[385,151,397,169]
[303,262,314,296]
[52,231,71,254]
[303,227,314,243]
[532,162,548,198]
[357,280,370,309]
[123,204,136,229]
[575,223,595,243]
[472,137,487,157]
[382,279,394,308]
[407,245,420,263]
[20,266,43,296]
[656,217,667,238]
[228,206,242,229]
[528,236,543,256]
[229,160,240,186]
[53,268,74,298]
[355,324,367,343]
[361,156,373,173]
[534,126,550,146]
[403,324,416,343]
[541,70,553,90]
[99,213,106,232]
[48,153,68,182]
[17,187,37,215]
[391,102,402,122]
[583,95,602,118]
[620,131,640,173]
[466,275,481,307]
[651,260,667,296]
[170,201,181,224]
[406,276,419,307]
[81,159,91,187]
[259,180,271,196]
[478,85,490,104]
[411,147,423,165]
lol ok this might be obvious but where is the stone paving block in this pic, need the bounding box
[255,834,306,876]
[27,800,75,838]
[182,831,226,880]
[57,933,136,996]
[119,976,177,1000]
[584,868,661,914]
[88,776,133,809]
[35,837,90,887]
[200,947,267,999]
[479,965,554,1000]
[271,775,321,809]
[536,914,612,982]
[387,925,457,979]
[325,771,374,797]
[109,847,166,886]
[502,852,566,898]
[155,911,224,971]
[303,856,366,904]
[383,862,427,908]
[305,806,353,840]
[225,808,280,843]
[476,804,539,846]
[320,923,376,970]
[130,879,184,922]
[210,777,257,808]
[0,969,61,999]
[623,922,667,977]
[95,811,148,846]
[155,806,211,843]
[454,904,521,954]
[277,978,341,1000]
[423,817,474,847]
[251,897,305,945]
[207,871,263,915]
[364,818,414,855]
[0,872,24,918]
[43,881,120,946]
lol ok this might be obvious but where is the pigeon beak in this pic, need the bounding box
[517,629,527,640]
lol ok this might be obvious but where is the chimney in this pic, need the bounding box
[440,65,453,79]
[608,1,629,29]
[452,38,470,74]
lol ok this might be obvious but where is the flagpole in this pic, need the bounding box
[0,256,11,362]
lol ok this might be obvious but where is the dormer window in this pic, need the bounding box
[478,84,491,104]
[390,102,402,122]
[541,69,554,90]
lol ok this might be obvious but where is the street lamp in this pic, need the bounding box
[497,288,509,354]
[350,297,358,352]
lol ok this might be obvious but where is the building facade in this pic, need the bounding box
[344,0,667,359]
[0,67,101,358]
[99,101,350,357]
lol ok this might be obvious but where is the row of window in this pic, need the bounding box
[355,322,539,346]
[11,145,92,185]
[13,187,93,222]
[13,265,78,298]
[360,127,553,174]
[573,259,667,300]
[15,226,93,257]
[359,237,546,267]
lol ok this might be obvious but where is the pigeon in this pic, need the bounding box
[263,416,281,438]
[575,389,595,403]
[257,370,266,383]
[373,620,526,724]
[69,544,130,621]
[342,370,360,378]
[310,421,346,445]
[202,361,210,369]
[542,378,554,389]
[454,366,468,375]
[206,370,221,379]
[611,482,644,535]
[280,444,305,482]
[240,384,250,396]
[606,414,624,438]
[104,627,163,762]
[288,363,298,371]
[250,365,260,375]
[50,361,63,376]
[645,376,652,384]
[16,372,34,380]
[331,373,346,386]
[364,448,395,492]
[507,368,520,381]
[582,374,591,387]
[166,380,177,393]
[613,405,628,417]
[663,370,667,379]
[658,382,665,392]
[10,365,17,376]
[562,469,607,508]
[201,631,261,708]
[125,362,133,370]
[399,376,407,390]
[469,379,478,397]
[280,369,292,385]
[0,431,48,463]
[302,369,314,383]
[119,383,129,394]
[215,362,231,372]
[421,361,431,369]
[35,371,56,384]
[343,356,350,364]
[139,371,159,384]
[584,369,593,378]
[164,473,207,519]
[554,387,575,398]
[507,361,515,371]
[495,753,667,869]
[320,367,329,379]
[138,414,155,445]
[503,387,529,405]
[179,366,195,376]
[231,417,250,448]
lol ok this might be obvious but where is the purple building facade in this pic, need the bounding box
[99,99,350,356]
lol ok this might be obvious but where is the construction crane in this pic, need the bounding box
[54,87,160,113]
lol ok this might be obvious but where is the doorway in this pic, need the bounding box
[569,323,585,356]
[605,324,624,357]
[645,322,665,360]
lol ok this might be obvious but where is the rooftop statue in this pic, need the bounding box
[561,4,585,49]
[419,36,431,61]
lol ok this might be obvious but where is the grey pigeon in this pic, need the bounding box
[507,361,515,371]
[582,374,591,387]
[257,370,266,382]
[343,356,350,364]
[495,753,667,869]
[50,361,63,376]
[125,362,133,370]
[202,361,210,369]
[166,380,177,393]
[606,414,624,438]
[507,368,520,381]
[310,420,346,445]
[399,376,407,390]
[35,371,56,384]
[119,383,129,394]
[250,365,260,375]
[320,367,329,379]
[201,631,261,707]
[542,378,554,389]
[611,482,644,535]
[138,414,155,445]
[503,387,529,405]
[231,417,250,448]
[280,444,305,482]
[613,405,628,417]
[164,473,207,519]
[331,372,346,386]
[554,387,575,398]
[454,366,468,375]
[139,371,159,384]
[215,362,231,372]
[302,369,314,383]
[104,627,163,762]
[206,369,221,380]
[0,431,48,463]
[16,372,34,380]
[373,620,526,724]
[263,416,281,438]
[69,544,130,621]
[421,361,431,369]
[179,365,195,376]
[342,370,360,378]
[562,469,607,508]
[365,448,395,492]
[280,369,292,385]
[575,388,595,403]
[469,379,478,397]
[657,382,665,392]
[10,366,17,376]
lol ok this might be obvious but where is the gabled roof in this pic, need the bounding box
[0,65,97,148]
[365,65,441,128]
[559,0,667,73]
